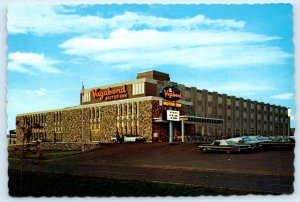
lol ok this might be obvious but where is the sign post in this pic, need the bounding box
[169,121,173,144]
[166,110,180,144]
[159,86,182,145]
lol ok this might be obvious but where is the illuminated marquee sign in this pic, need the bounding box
[159,86,182,101]
[163,101,182,108]
[91,85,128,101]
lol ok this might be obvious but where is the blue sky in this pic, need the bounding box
[7,4,294,131]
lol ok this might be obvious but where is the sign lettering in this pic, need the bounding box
[159,86,182,101]
[166,110,180,121]
[91,85,128,101]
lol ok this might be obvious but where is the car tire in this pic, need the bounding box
[227,150,231,154]
[202,148,207,153]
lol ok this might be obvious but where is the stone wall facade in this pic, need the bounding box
[15,97,197,144]
[16,98,169,144]
[138,100,154,141]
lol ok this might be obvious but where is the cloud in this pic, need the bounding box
[34,88,48,96]
[8,52,61,74]
[8,5,291,70]
[59,29,290,69]
[270,93,294,100]
[8,5,245,35]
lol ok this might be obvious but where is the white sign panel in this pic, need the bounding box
[167,110,180,121]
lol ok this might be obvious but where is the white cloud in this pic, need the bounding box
[34,88,48,96]
[270,93,294,100]
[7,5,245,35]
[59,29,290,69]
[8,52,61,74]
[8,5,292,70]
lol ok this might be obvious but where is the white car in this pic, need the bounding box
[111,135,146,143]
[226,136,272,151]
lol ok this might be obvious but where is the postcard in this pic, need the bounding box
[6,2,295,197]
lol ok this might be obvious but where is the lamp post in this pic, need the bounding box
[81,81,85,151]
[81,106,84,151]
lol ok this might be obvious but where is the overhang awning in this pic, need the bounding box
[180,116,223,124]
[153,116,223,124]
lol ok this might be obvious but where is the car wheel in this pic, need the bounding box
[202,148,207,153]
[227,150,231,154]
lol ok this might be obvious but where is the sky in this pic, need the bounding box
[6,3,295,132]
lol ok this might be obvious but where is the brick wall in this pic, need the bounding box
[100,105,118,141]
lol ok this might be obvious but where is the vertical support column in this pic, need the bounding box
[181,120,185,143]
[169,121,173,144]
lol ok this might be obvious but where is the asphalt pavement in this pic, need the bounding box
[8,143,295,194]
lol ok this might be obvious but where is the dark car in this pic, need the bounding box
[198,140,253,154]
[259,136,295,150]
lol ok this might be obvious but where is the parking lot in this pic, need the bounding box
[9,142,294,194]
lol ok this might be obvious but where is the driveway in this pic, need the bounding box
[9,143,294,194]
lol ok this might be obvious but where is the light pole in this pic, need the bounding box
[81,81,85,151]
[81,106,84,151]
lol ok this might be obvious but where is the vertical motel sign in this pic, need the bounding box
[159,86,182,144]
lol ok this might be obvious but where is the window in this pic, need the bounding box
[207,106,213,115]
[197,93,203,100]
[208,102,213,107]
[258,104,261,110]
[264,114,267,121]
[133,83,145,95]
[257,124,261,130]
[218,97,222,104]
[227,98,231,105]
[227,121,232,128]
[82,91,91,103]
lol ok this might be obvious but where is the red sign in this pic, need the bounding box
[91,85,128,101]
[159,86,182,101]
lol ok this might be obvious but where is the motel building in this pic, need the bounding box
[15,70,291,144]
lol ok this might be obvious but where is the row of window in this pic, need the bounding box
[24,114,46,126]
[82,91,91,103]
[191,91,288,115]
[89,102,139,120]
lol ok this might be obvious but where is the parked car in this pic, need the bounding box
[259,136,295,150]
[111,135,146,143]
[198,140,253,154]
[226,136,272,151]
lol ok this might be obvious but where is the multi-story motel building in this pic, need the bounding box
[15,70,291,144]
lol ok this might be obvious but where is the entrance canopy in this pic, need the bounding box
[153,115,223,124]
[180,116,223,124]
[153,115,224,143]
